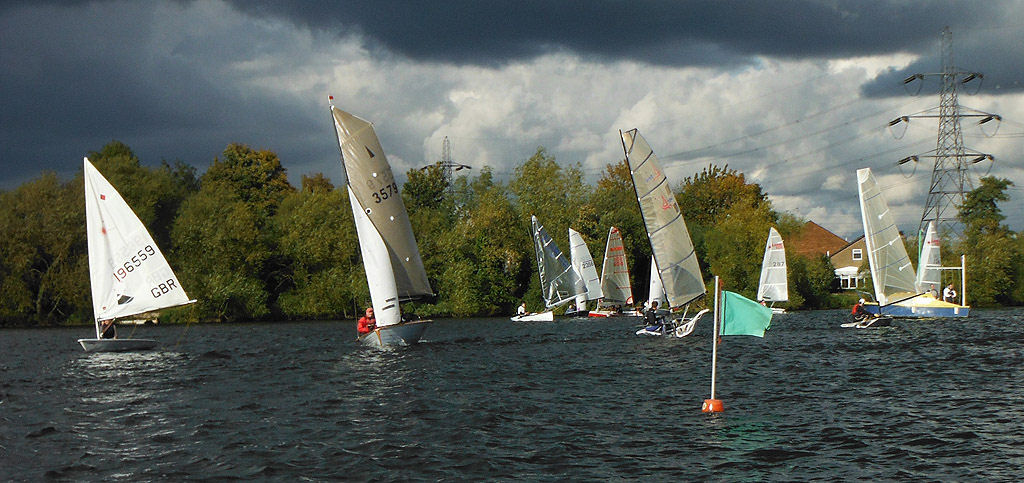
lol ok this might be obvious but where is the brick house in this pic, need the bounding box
[787,221,866,289]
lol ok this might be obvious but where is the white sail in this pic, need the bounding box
[757,227,788,303]
[857,168,918,305]
[598,226,634,307]
[532,216,586,308]
[621,129,705,308]
[647,256,668,308]
[569,228,602,311]
[915,221,942,294]
[84,158,193,333]
[332,107,432,328]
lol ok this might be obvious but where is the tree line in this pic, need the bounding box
[1,141,1019,327]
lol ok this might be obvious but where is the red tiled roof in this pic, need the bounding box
[789,221,848,258]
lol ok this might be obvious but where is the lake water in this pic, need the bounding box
[2,309,1022,480]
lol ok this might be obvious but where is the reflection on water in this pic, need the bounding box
[2,310,1024,480]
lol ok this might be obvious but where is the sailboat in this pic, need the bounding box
[915,221,942,296]
[330,103,434,346]
[620,129,710,337]
[589,227,637,317]
[647,256,669,315]
[565,228,602,317]
[512,216,586,321]
[756,227,788,314]
[78,158,195,352]
[856,167,968,320]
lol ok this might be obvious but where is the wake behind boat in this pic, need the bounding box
[78,158,196,352]
[330,101,434,347]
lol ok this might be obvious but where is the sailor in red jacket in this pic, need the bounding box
[357,307,376,334]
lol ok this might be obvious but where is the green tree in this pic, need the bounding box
[0,172,87,325]
[957,177,1019,306]
[171,144,294,321]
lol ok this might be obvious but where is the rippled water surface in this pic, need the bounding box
[2,309,1023,480]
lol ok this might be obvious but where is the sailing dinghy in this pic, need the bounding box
[588,227,637,317]
[856,168,968,319]
[330,103,434,346]
[512,216,586,321]
[756,227,788,314]
[620,129,710,337]
[79,158,195,352]
[565,228,602,318]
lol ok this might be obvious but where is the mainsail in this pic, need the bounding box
[757,227,788,303]
[332,107,432,326]
[532,216,586,308]
[857,167,917,305]
[621,129,705,308]
[598,226,633,306]
[569,228,603,311]
[84,158,193,328]
[915,221,942,293]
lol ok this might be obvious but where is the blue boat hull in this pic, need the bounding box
[864,303,969,318]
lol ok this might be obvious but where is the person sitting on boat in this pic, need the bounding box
[943,284,957,303]
[99,319,117,339]
[928,284,938,298]
[851,299,871,321]
[517,302,527,316]
[357,307,376,334]
[643,301,664,330]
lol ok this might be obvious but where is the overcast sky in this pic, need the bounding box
[2,0,1023,239]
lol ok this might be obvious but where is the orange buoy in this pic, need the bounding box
[701,399,724,413]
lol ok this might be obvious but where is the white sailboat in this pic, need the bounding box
[512,216,586,321]
[566,228,602,317]
[589,226,637,317]
[330,103,434,346]
[78,158,195,352]
[855,167,968,321]
[915,221,942,296]
[620,129,710,337]
[647,256,668,314]
[757,227,788,314]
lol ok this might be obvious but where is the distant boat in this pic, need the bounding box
[757,227,788,314]
[589,227,637,317]
[78,158,195,352]
[330,103,434,346]
[565,228,602,318]
[512,216,586,321]
[856,168,968,319]
[915,221,942,295]
[646,256,669,315]
[620,129,710,337]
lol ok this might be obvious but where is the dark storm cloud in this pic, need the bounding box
[0,1,324,188]
[226,0,1002,67]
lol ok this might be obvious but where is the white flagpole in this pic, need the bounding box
[703,276,724,412]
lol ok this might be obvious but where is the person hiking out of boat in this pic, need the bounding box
[517,302,527,316]
[644,301,663,329]
[943,284,957,303]
[99,319,117,339]
[852,299,870,321]
[357,307,376,334]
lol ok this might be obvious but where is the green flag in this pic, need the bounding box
[720,291,772,337]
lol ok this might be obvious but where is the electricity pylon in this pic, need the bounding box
[889,27,999,238]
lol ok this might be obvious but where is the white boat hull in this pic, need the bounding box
[510,311,554,322]
[841,315,893,329]
[635,309,709,338]
[771,307,786,314]
[358,319,431,347]
[78,338,158,352]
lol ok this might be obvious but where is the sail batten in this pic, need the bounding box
[621,129,705,309]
